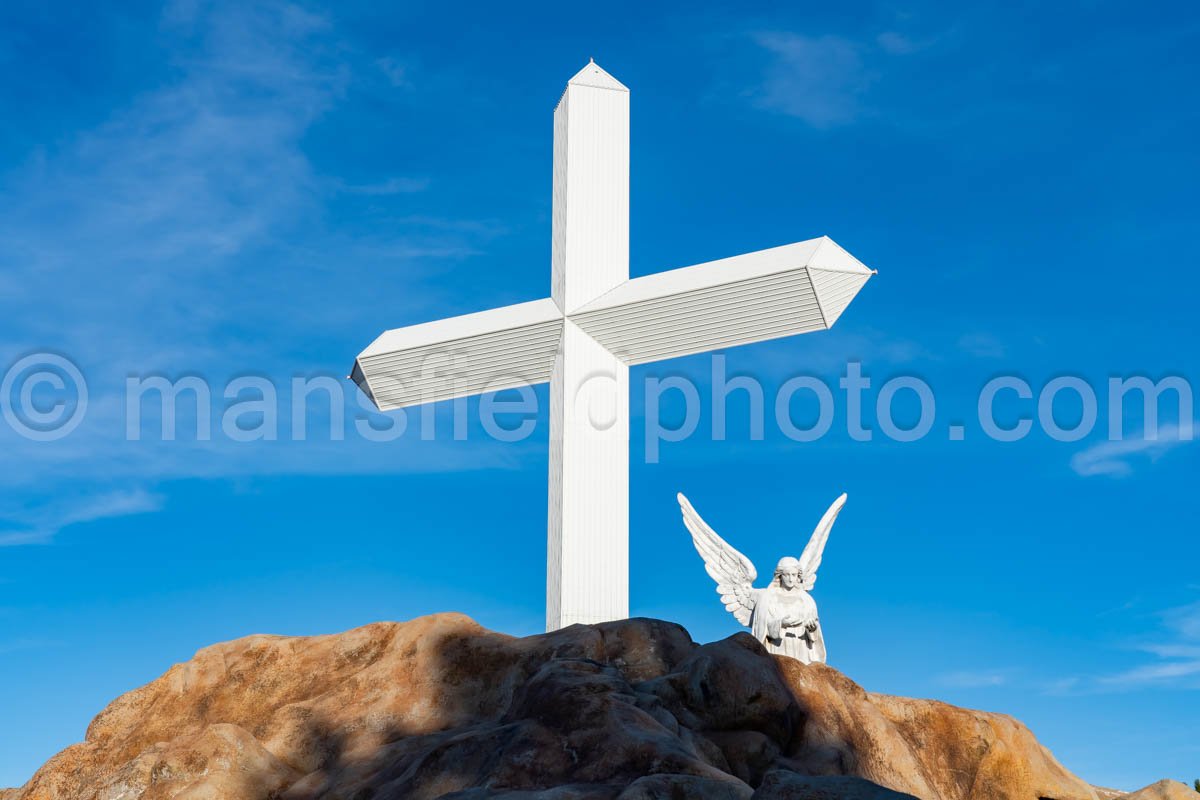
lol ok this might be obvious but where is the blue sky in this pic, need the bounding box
[1,0,1198,792]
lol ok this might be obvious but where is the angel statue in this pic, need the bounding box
[677,492,847,664]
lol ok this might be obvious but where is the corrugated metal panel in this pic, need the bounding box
[547,321,629,630]
[551,90,568,308]
[552,64,629,313]
[572,268,824,364]
[352,298,563,411]
[545,331,563,631]
[357,298,561,356]
[575,239,826,311]
[545,62,631,631]
[351,237,874,410]
[568,236,872,365]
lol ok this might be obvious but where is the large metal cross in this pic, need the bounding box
[351,61,874,631]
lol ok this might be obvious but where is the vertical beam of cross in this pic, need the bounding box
[547,61,632,629]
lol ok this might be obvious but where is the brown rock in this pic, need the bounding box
[615,773,753,799]
[442,787,622,799]
[93,723,299,800]
[752,770,917,799]
[2,614,1107,800]
[777,658,1096,800]
[1119,780,1200,799]
[704,730,782,786]
[641,634,801,745]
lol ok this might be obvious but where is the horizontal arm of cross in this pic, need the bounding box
[351,235,873,411]
[351,298,563,411]
[571,236,873,365]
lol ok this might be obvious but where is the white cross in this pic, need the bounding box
[351,61,874,631]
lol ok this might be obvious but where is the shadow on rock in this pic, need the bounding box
[3,614,1099,800]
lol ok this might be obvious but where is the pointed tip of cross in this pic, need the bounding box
[567,59,630,93]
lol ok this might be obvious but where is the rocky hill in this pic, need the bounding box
[0,614,1131,799]
[1118,781,1200,800]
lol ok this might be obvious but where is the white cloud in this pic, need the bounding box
[0,488,165,546]
[1100,660,1200,687]
[0,1,522,544]
[0,1,340,362]
[749,32,872,128]
[745,23,958,129]
[875,30,946,56]
[957,332,1007,359]
[727,327,929,378]
[1070,424,1196,477]
[333,176,430,195]
[376,56,409,88]
[876,32,920,55]
[1023,602,1200,695]
[1097,601,1200,690]
[1040,676,1081,696]
[936,669,1009,688]
[0,638,65,656]
[1164,601,1200,642]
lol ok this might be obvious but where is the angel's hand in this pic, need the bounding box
[805,619,820,633]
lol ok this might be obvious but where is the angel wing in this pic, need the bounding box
[798,493,847,591]
[677,493,758,626]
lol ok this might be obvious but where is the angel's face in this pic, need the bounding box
[778,569,801,590]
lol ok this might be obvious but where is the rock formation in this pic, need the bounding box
[3,614,1104,799]
[1118,781,1200,800]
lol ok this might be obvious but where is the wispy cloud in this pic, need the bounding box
[0,488,165,546]
[957,332,1007,359]
[376,55,410,88]
[746,22,948,128]
[0,0,519,544]
[876,31,920,55]
[728,327,930,378]
[977,600,1200,696]
[333,176,430,195]
[0,1,343,367]
[0,638,66,656]
[1095,601,1200,690]
[936,669,1010,688]
[1102,660,1200,686]
[1040,676,1082,696]
[749,32,872,127]
[875,31,942,56]
[1164,602,1200,640]
[1070,424,1196,478]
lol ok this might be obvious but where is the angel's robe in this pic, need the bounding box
[750,585,827,664]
